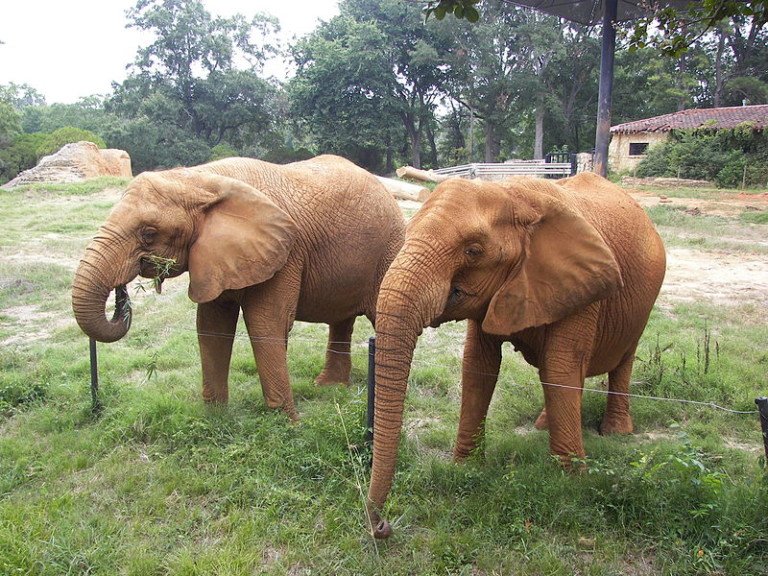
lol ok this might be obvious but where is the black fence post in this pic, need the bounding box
[756,397,768,466]
[366,336,376,448]
[89,338,102,415]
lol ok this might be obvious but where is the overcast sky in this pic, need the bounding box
[0,0,340,104]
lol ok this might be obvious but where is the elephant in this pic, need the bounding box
[72,155,405,417]
[366,172,666,538]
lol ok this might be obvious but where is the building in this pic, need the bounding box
[608,104,768,173]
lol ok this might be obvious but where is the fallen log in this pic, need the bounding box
[377,176,431,202]
[395,165,448,184]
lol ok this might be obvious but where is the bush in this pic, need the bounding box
[635,129,768,188]
[0,132,47,183]
[36,126,106,157]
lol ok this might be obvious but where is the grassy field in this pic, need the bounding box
[1,177,767,575]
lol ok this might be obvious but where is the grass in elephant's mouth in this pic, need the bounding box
[0,181,767,575]
[136,255,179,295]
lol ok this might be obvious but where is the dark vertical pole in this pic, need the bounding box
[366,336,376,446]
[756,397,768,466]
[89,337,102,414]
[593,0,618,177]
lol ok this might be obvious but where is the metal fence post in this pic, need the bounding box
[755,397,768,466]
[366,336,376,448]
[89,338,102,415]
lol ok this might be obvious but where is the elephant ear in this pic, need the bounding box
[482,190,623,336]
[188,177,298,303]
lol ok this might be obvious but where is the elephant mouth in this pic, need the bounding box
[429,285,478,327]
[139,255,179,294]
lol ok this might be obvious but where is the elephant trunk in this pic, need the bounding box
[72,234,138,343]
[366,251,450,539]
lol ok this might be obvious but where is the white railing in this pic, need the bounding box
[434,161,574,180]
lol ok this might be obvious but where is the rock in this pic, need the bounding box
[1,141,132,190]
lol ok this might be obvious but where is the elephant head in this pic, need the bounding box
[72,168,298,343]
[366,177,623,538]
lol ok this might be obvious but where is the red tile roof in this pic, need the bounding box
[610,105,768,134]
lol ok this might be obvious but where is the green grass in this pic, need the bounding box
[1,180,767,575]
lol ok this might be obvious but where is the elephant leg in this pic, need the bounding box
[241,284,299,419]
[314,317,355,386]
[538,316,597,461]
[539,364,586,461]
[454,320,502,460]
[600,346,636,435]
[197,299,240,404]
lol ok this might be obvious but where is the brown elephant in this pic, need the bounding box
[72,155,405,417]
[366,172,666,538]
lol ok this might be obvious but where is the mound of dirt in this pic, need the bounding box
[1,141,132,190]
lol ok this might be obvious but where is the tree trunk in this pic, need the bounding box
[534,93,545,160]
[484,121,500,163]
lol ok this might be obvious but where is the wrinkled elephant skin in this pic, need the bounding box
[366,172,666,538]
[72,155,405,416]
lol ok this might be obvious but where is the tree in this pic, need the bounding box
[442,2,566,161]
[109,0,282,168]
[624,0,767,57]
[0,102,22,183]
[0,133,48,183]
[0,83,46,109]
[36,126,106,157]
[342,0,455,168]
[289,17,402,172]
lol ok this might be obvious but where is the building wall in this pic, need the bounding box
[608,132,668,173]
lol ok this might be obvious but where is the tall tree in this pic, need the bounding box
[443,2,549,161]
[342,0,453,168]
[289,17,402,172]
[109,0,282,168]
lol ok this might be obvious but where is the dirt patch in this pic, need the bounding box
[660,248,768,305]
[629,188,768,218]
[626,190,768,310]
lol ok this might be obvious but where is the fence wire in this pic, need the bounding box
[159,326,761,416]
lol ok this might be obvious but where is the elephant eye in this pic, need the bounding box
[141,227,158,246]
[464,245,483,258]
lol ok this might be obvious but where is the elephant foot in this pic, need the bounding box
[534,408,549,430]
[202,390,229,404]
[599,414,633,435]
[315,362,352,386]
[313,372,349,387]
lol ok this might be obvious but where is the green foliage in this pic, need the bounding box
[625,0,768,58]
[424,0,480,23]
[36,126,106,157]
[636,129,768,188]
[105,0,282,170]
[0,133,47,184]
[104,117,211,173]
[289,16,403,172]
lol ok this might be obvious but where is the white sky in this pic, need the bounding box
[0,0,340,104]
